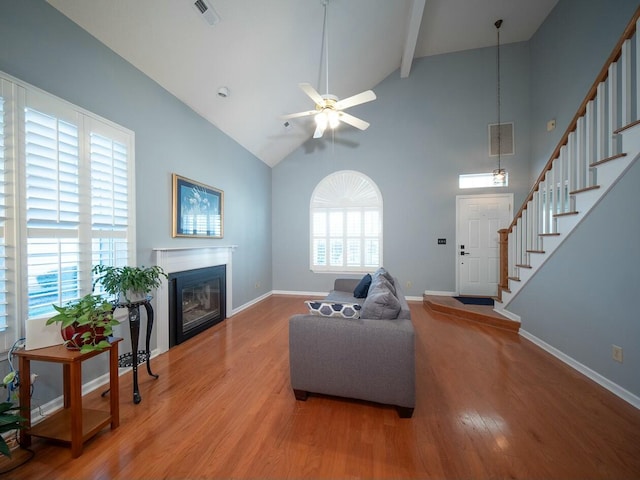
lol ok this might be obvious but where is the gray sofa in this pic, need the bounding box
[289,270,416,418]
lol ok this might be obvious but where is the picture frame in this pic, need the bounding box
[172,174,224,238]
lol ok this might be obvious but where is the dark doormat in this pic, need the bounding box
[454,296,494,306]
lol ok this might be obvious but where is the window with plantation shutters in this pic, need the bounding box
[0,71,134,351]
[310,171,382,273]
[25,106,82,318]
[89,127,131,293]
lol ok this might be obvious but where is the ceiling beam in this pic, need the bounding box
[400,0,426,78]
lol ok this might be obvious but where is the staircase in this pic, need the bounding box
[496,8,640,315]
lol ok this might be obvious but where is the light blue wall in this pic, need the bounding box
[0,0,273,310]
[529,0,639,178]
[511,0,640,398]
[0,0,272,402]
[273,43,532,295]
[510,158,640,396]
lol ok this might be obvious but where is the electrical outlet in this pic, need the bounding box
[255,281,261,289]
[437,238,446,245]
[612,345,623,363]
[406,281,412,289]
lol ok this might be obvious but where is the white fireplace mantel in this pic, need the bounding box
[153,245,237,354]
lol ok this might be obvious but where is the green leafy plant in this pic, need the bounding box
[0,402,26,458]
[92,265,168,303]
[46,294,119,353]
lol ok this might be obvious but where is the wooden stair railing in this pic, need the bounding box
[498,6,640,305]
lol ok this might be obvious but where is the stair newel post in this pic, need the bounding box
[498,228,509,301]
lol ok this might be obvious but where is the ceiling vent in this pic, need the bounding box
[192,0,220,26]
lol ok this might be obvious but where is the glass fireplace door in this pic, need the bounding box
[169,265,226,347]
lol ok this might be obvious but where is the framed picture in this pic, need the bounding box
[172,174,224,238]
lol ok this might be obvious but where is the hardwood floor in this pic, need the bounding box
[9,295,640,479]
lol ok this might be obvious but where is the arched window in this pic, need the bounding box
[310,170,383,273]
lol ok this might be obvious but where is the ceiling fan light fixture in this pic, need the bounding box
[327,109,340,129]
[315,111,329,129]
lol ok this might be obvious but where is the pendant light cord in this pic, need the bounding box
[495,19,502,172]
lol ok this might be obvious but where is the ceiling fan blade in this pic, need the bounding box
[313,124,325,139]
[335,90,376,110]
[281,110,317,120]
[299,83,325,106]
[339,112,370,131]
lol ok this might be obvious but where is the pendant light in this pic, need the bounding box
[493,19,507,185]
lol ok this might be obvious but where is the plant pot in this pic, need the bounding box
[117,290,147,304]
[61,323,106,350]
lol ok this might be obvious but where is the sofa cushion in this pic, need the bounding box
[353,274,372,298]
[370,273,397,298]
[373,267,395,285]
[361,283,401,320]
[305,300,362,319]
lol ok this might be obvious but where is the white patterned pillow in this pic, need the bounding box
[305,300,361,319]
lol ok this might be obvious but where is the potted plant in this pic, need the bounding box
[0,402,26,458]
[92,264,168,304]
[46,294,119,353]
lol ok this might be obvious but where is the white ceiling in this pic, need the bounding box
[47,0,559,167]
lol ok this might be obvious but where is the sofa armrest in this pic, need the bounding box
[289,314,415,409]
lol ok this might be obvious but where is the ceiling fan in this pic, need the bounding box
[281,0,376,139]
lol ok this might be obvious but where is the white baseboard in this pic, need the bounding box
[520,329,640,410]
[230,291,273,316]
[424,290,456,296]
[271,290,328,297]
[405,296,423,302]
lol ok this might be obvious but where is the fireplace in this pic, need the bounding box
[168,265,226,347]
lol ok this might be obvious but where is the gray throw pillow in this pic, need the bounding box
[369,274,396,298]
[361,285,401,320]
[373,267,395,285]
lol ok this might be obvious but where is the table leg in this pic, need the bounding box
[69,362,83,458]
[17,357,31,448]
[109,341,120,429]
[63,364,71,408]
[143,302,159,379]
[128,306,141,404]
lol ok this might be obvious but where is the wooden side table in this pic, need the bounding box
[14,338,122,458]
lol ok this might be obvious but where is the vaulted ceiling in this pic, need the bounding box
[47,0,558,167]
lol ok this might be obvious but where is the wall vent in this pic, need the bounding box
[488,122,514,156]
[192,0,220,26]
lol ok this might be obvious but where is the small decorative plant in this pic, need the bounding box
[0,401,26,458]
[92,265,168,304]
[46,294,119,353]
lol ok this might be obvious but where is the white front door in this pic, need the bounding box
[456,194,512,297]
